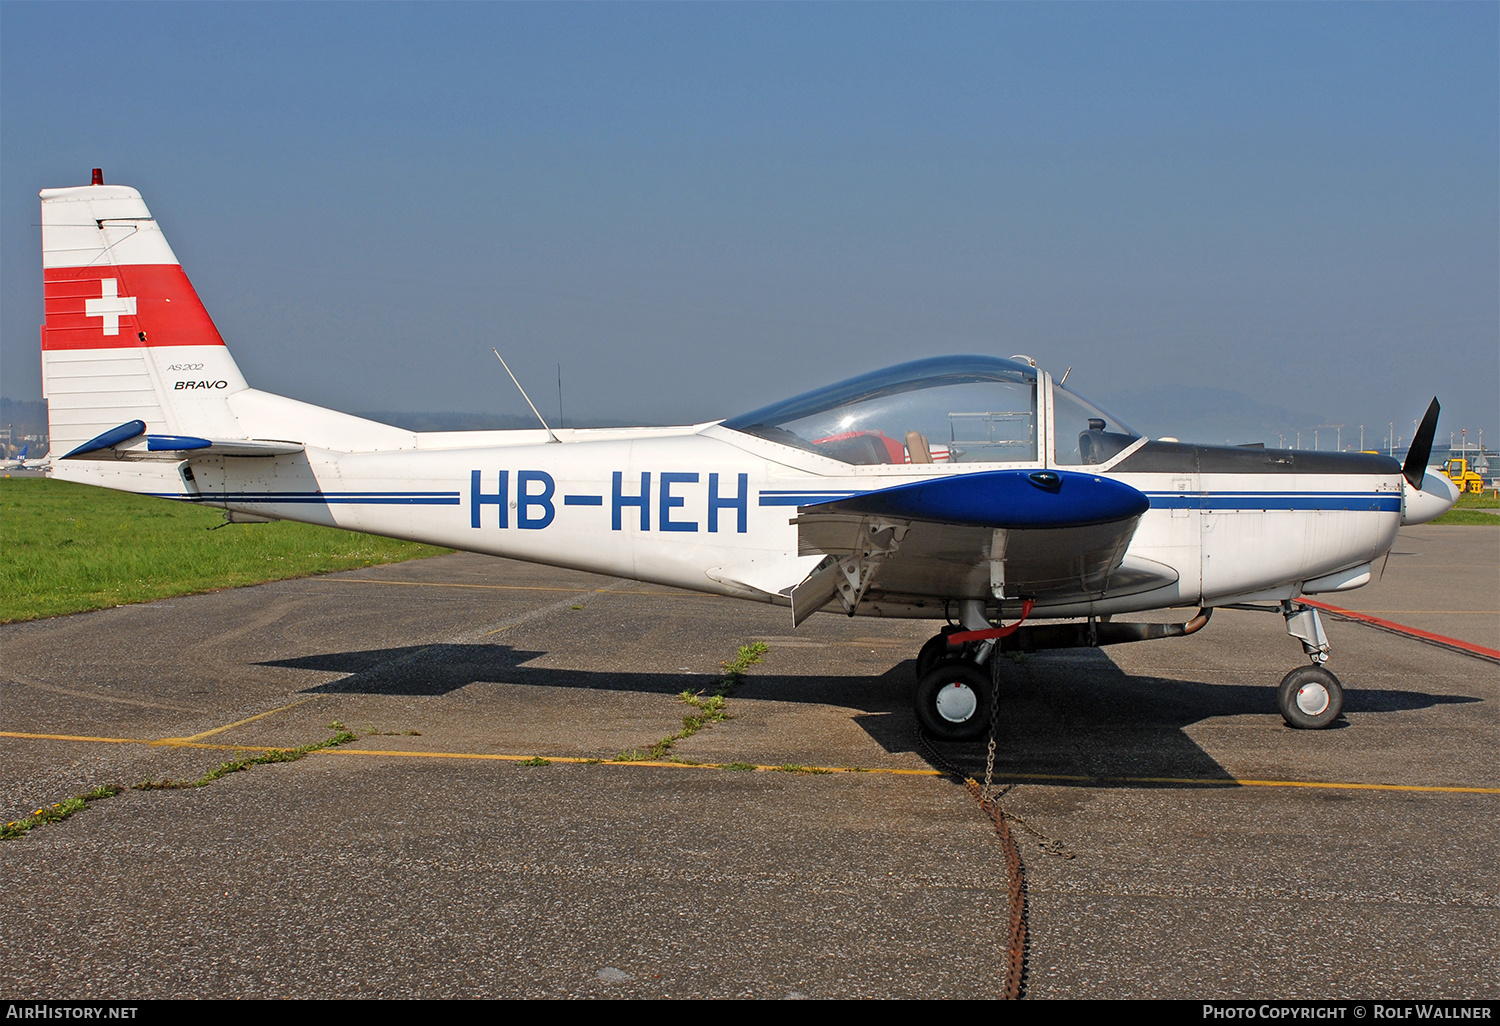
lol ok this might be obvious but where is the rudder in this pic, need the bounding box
[40,172,249,458]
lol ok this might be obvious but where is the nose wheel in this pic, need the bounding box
[914,662,993,741]
[1278,665,1344,729]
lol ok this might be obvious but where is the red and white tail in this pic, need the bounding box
[41,173,250,457]
[40,172,412,474]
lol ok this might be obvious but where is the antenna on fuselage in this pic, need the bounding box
[492,349,560,443]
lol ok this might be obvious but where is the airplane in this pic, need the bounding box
[2,446,48,472]
[36,171,1461,740]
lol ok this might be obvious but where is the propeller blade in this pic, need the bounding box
[1403,397,1440,489]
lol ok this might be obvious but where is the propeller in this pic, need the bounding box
[1398,397,1460,526]
[1402,397,1440,489]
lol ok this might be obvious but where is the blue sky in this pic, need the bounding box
[2,2,1495,447]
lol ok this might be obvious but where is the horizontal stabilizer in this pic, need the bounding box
[61,420,146,458]
[141,436,304,457]
[60,419,303,459]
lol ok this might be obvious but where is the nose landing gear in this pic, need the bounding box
[1278,600,1344,730]
[1277,664,1344,730]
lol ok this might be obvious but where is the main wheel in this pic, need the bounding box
[914,626,963,680]
[915,662,993,741]
[1278,665,1344,729]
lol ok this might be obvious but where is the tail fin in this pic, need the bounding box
[40,174,249,457]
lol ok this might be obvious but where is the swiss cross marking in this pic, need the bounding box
[84,278,138,336]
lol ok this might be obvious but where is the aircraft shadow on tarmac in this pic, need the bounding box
[260,643,1478,789]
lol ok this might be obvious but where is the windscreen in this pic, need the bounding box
[1052,383,1140,465]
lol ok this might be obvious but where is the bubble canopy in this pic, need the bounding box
[723,355,1045,466]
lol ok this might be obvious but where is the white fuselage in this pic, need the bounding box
[57,420,1404,621]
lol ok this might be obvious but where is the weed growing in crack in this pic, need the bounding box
[2,784,126,841]
[136,722,356,790]
[612,641,768,762]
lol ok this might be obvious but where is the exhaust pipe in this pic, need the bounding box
[998,608,1213,653]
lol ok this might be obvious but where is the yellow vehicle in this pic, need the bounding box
[1442,457,1486,494]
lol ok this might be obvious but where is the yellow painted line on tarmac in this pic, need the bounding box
[1,731,141,746]
[0,731,290,753]
[163,698,317,743]
[5,731,1499,791]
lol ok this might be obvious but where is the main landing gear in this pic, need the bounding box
[912,600,1004,742]
[915,661,993,741]
[911,600,1219,741]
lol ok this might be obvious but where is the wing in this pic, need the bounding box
[787,469,1170,624]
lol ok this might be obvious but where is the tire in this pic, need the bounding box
[914,627,963,680]
[915,662,993,741]
[1278,665,1344,730]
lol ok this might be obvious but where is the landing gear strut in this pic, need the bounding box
[1278,600,1343,730]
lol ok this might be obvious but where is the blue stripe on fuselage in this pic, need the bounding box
[153,491,461,505]
[1145,492,1400,512]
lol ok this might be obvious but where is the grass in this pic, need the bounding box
[133,722,358,790]
[0,786,123,841]
[614,641,768,762]
[1431,509,1500,525]
[1430,489,1499,524]
[0,477,452,622]
[4,724,358,841]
